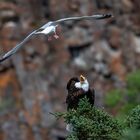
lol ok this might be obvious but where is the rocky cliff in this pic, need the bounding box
[0,0,140,140]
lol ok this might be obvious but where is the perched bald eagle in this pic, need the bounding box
[66,75,95,110]
[66,75,95,131]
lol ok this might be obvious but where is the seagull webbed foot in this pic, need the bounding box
[53,34,59,39]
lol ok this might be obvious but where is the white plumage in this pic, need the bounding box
[35,25,57,35]
[75,79,89,92]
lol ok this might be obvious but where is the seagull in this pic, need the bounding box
[0,14,112,62]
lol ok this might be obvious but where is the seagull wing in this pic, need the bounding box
[0,22,55,63]
[0,30,36,62]
[0,14,112,62]
[53,14,112,24]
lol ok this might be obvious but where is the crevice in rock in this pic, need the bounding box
[68,42,91,59]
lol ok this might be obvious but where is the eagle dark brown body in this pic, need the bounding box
[66,77,95,110]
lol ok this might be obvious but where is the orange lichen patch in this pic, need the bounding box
[0,132,4,140]
[0,70,19,89]
[26,126,35,140]
[0,71,12,88]
[24,111,36,126]
[23,101,41,126]
[110,52,126,81]
[0,70,21,106]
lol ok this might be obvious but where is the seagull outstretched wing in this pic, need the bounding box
[0,14,112,63]
[0,30,37,62]
[53,14,112,24]
[0,21,55,62]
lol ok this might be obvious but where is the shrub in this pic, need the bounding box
[121,128,140,140]
[105,71,140,117]
[55,97,122,140]
[125,105,140,129]
[105,89,122,107]
[121,105,140,140]
[127,71,140,92]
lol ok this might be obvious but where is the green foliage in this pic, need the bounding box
[105,71,140,117]
[126,71,140,104]
[121,105,140,140]
[125,105,140,129]
[55,97,122,140]
[66,132,79,140]
[121,128,140,140]
[105,89,122,107]
[127,71,140,91]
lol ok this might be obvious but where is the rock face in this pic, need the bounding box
[0,0,140,139]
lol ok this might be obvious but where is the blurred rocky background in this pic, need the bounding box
[0,0,140,140]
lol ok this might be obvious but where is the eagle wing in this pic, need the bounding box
[66,88,84,110]
[87,88,95,106]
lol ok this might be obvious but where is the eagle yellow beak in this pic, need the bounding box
[80,75,86,84]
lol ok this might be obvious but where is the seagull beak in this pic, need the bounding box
[80,75,86,84]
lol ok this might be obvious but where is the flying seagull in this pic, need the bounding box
[66,75,95,131]
[0,14,112,62]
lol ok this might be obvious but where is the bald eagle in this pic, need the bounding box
[66,75,95,131]
[66,75,95,110]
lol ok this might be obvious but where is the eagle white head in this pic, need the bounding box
[75,75,89,92]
